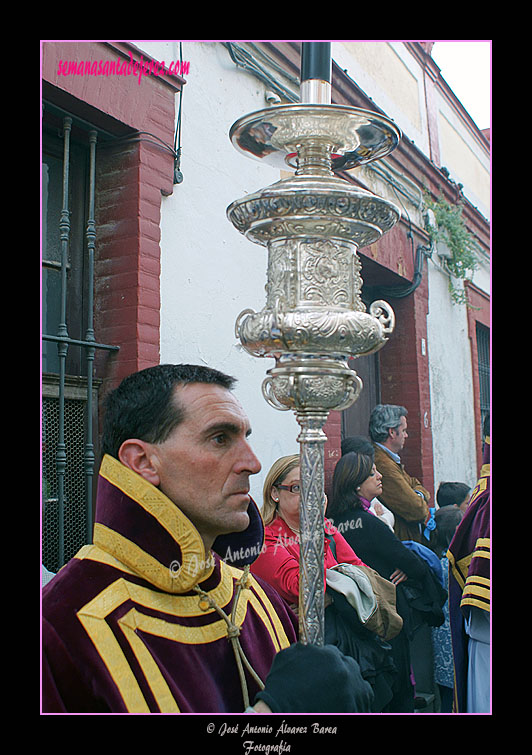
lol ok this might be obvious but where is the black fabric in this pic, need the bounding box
[212,498,264,567]
[255,642,374,713]
[398,557,448,631]
[324,595,397,712]
[326,514,414,711]
[332,507,428,581]
[331,506,447,635]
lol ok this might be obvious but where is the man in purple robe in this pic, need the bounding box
[447,418,490,713]
[42,364,373,714]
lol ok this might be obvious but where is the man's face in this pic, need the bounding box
[145,383,261,550]
[388,415,408,453]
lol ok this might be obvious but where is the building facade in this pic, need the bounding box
[41,40,490,571]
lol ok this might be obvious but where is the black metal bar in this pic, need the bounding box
[42,334,119,351]
[84,131,97,542]
[56,116,72,566]
[301,42,331,83]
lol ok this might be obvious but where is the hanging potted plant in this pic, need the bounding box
[424,193,479,305]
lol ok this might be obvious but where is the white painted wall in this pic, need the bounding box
[135,40,490,502]
[136,41,300,507]
[331,40,490,490]
[436,95,490,221]
[426,245,490,492]
[426,262,477,491]
[332,41,431,157]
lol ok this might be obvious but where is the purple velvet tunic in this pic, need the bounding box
[447,446,490,713]
[42,455,297,713]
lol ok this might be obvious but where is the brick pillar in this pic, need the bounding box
[324,411,342,500]
[42,41,180,397]
[379,277,434,497]
[465,281,490,473]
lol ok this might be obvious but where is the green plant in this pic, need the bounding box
[424,194,479,305]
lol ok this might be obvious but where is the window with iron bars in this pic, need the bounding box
[42,107,118,572]
[42,378,100,572]
[476,322,490,436]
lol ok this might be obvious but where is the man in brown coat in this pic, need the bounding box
[369,404,431,543]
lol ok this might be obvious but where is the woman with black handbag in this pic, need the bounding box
[251,454,398,712]
[328,450,439,712]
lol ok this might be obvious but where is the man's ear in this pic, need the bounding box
[118,439,161,486]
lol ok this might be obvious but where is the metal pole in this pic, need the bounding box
[56,116,72,566]
[84,130,97,542]
[229,41,400,647]
[300,42,331,105]
[296,42,332,646]
[297,411,328,644]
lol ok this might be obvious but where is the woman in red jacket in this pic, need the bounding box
[251,454,364,606]
[251,454,397,711]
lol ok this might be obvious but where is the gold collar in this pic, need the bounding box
[94,455,215,594]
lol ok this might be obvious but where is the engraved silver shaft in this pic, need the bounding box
[228,44,401,646]
[297,411,328,645]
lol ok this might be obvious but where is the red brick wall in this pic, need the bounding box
[379,276,434,497]
[324,411,342,499]
[93,141,163,386]
[323,224,435,500]
[465,281,490,473]
[42,41,180,395]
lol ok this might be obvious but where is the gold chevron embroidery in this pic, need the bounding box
[243,575,292,651]
[467,477,488,506]
[77,544,290,642]
[77,577,243,713]
[93,523,176,592]
[448,553,471,590]
[98,456,213,591]
[118,609,180,712]
[77,580,151,713]
[99,455,200,552]
[118,596,250,645]
[75,544,138,576]
[77,545,236,616]
[221,562,291,650]
[75,563,288,713]
[461,575,490,612]
[449,538,489,589]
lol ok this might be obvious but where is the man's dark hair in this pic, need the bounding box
[101,364,236,459]
[429,505,463,557]
[436,481,471,508]
[341,435,375,459]
[483,412,490,438]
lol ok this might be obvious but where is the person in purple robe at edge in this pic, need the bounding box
[42,364,374,714]
[447,414,490,713]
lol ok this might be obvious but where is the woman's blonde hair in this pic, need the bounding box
[262,454,300,525]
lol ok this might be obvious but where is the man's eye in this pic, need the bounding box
[213,434,227,445]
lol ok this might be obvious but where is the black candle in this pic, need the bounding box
[301,42,331,83]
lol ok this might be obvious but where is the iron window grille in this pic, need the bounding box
[42,106,119,571]
[476,322,490,433]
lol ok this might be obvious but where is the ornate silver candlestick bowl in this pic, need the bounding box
[227,65,401,644]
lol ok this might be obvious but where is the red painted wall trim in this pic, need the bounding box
[323,222,435,499]
[42,41,180,393]
[378,273,434,497]
[465,281,491,472]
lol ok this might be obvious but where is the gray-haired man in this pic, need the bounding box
[369,404,432,543]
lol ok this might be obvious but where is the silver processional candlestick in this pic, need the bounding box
[228,42,401,645]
